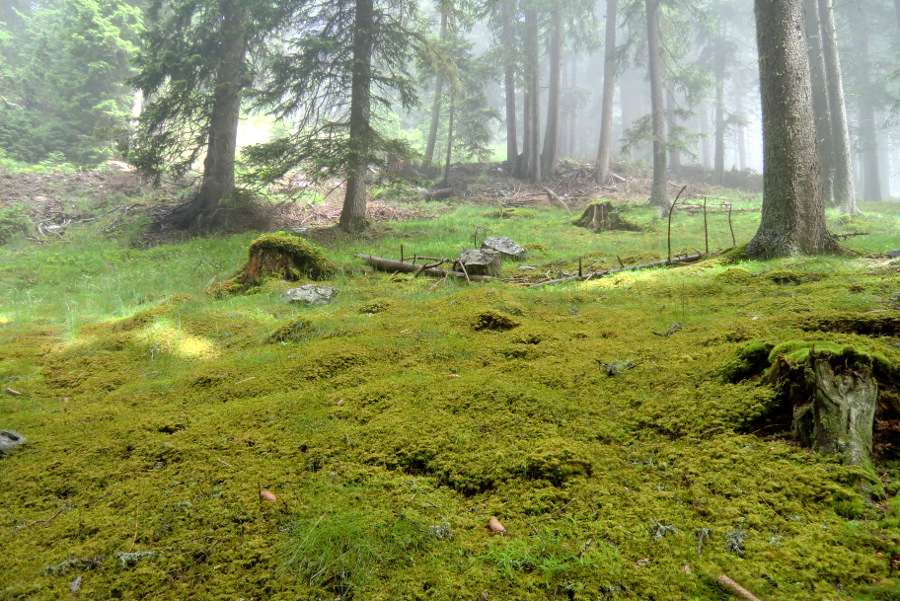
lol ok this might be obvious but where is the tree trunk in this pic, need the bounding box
[666,84,681,176]
[423,12,448,165]
[646,0,668,209]
[736,93,747,171]
[804,0,835,206]
[714,59,726,186]
[522,5,541,183]
[596,0,618,184]
[700,104,711,169]
[541,9,563,177]
[619,69,634,161]
[849,5,882,203]
[747,0,841,257]
[339,0,374,233]
[818,0,857,213]
[180,1,248,229]
[501,0,519,175]
[442,91,455,188]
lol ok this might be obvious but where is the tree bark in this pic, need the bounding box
[339,0,374,233]
[541,8,563,177]
[646,0,668,209]
[736,93,747,171]
[803,0,835,206]
[713,56,726,186]
[181,0,248,229]
[700,103,711,170]
[442,91,455,188]
[747,0,841,257]
[849,5,881,203]
[522,4,541,183]
[423,12,448,165]
[666,83,681,176]
[501,0,519,175]
[818,0,857,213]
[596,0,618,185]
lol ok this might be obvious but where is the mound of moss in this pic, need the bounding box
[213,233,334,296]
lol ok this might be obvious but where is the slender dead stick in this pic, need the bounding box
[667,185,688,264]
[727,204,736,247]
[703,197,709,254]
[717,575,764,601]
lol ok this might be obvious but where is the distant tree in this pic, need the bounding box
[645,0,667,209]
[595,0,618,185]
[747,0,841,257]
[0,0,141,166]
[129,0,274,229]
[244,0,421,233]
[847,3,882,202]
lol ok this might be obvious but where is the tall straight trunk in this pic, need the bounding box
[339,0,374,233]
[442,91,456,188]
[423,12,448,165]
[895,0,900,32]
[567,54,577,158]
[522,5,541,182]
[818,0,856,212]
[501,0,518,175]
[666,84,681,176]
[619,69,634,161]
[596,0,618,184]
[182,1,248,229]
[736,93,747,171]
[849,6,882,202]
[646,0,668,209]
[700,103,711,169]
[541,9,563,176]
[713,62,726,185]
[748,0,840,257]
[803,0,835,206]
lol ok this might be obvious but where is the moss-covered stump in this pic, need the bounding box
[573,201,643,232]
[214,234,334,295]
[796,350,878,465]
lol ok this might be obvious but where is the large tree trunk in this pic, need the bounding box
[541,9,563,177]
[501,0,519,176]
[849,5,882,203]
[818,0,857,213]
[804,0,835,206]
[423,12,448,166]
[179,1,248,229]
[747,0,841,257]
[646,0,668,209]
[339,0,374,233]
[666,84,681,176]
[596,0,618,184]
[619,68,635,162]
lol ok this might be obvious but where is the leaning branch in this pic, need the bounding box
[354,254,494,282]
[530,253,706,288]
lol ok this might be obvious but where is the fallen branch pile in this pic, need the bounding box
[354,254,494,282]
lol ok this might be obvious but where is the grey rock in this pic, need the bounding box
[518,265,537,271]
[0,430,26,457]
[888,249,900,259]
[482,236,527,260]
[282,285,339,306]
[454,249,502,277]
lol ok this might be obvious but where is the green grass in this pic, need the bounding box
[1,192,899,600]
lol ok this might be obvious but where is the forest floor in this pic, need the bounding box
[0,164,899,601]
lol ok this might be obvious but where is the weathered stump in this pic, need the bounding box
[573,202,643,232]
[793,351,878,465]
[481,236,526,260]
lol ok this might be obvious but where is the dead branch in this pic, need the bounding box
[355,254,493,282]
[530,253,707,288]
[543,187,572,215]
[716,575,765,601]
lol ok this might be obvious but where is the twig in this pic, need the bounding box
[727,204,736,247]
[543,187,572,216]
[703,197,709,254]
[668,185,688,264]
[716,575,765,601]
[216,458,236,469]
[129,511,139,552]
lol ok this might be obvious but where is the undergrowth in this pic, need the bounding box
[1,194,899,600]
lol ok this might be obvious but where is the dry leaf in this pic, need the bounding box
[259,490,278,503]
[635,556,651,567]
[488,517,506,534]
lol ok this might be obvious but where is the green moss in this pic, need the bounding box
[359,298,392,314]
[483,208,537,219]
[714,267,753,284]
[768,340,898,380]
[0,204,33,244]
[270,318,315,343]
[472,309,520,331]
[718,341,775,382]
[763,270,821,285]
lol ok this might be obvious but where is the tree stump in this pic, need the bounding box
[573,202,643,232]
[454,249,502,277]
[793,350,878,465]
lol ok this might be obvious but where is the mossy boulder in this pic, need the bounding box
[213,234,334,296]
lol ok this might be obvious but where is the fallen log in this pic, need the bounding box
[530,253,706,288]
[354,254,494,282]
